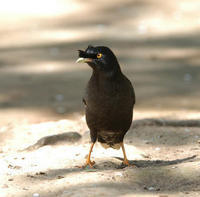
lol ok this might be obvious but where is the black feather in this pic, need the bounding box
[78,50,86,58]
[80,45,135,148]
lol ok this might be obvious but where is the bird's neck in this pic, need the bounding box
[92,67,122,80]
[90,69,122,94]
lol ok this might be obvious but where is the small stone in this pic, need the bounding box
[144,186,158,191]
[14,165,21,169]
[8,164,13,168]
[141,153,150,158]
[155,147,160,151]
[144,140,151,144]
[111,176,116,181]
[8,178,13,181]
[148,186,155,191]
[8,164,21,169]
[57,176,64,179]
[35,172,47,176]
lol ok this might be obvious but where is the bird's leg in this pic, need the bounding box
[85,142,95,168]
[121,142,132,166]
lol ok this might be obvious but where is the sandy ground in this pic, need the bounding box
[0,0,200,197]
[1,117,200,197]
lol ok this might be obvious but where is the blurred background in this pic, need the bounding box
[0,0,200,126]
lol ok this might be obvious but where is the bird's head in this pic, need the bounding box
[76,45,121,74]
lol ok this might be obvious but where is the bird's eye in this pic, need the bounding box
[97,53,102,59]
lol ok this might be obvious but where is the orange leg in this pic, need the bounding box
[121,142,134,166]
[85,143,95,168]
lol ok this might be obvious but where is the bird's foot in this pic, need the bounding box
[77,160,95,169]
[85,159,95,168]
[122,159,135,167]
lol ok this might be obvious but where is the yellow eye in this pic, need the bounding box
[97,53,102,59]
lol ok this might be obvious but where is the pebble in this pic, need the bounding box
[155,147,160,151]
[8,164,21,169]
[111,176,116,181]
[35,172,47,176]
[57,176,64,179]
[148,186,155,191]
[144,140,151,144]
[144,186,160,191]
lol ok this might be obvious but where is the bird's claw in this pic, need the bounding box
[85,160,95,168]
[122,159,135,167]
[76,160,95,169]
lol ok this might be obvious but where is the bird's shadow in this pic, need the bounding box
[25,155,197,182]
[113,155,197,169]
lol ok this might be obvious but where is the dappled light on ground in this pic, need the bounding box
[0,1,200,197]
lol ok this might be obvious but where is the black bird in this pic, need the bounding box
[76,45,135,167]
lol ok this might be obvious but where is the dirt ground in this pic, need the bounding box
[0,0,200,197]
